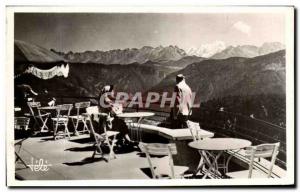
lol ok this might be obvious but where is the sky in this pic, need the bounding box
[14,13,286,52]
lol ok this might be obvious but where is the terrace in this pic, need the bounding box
[14,96,287,180]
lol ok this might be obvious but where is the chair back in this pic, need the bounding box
[14,117,31,140]
[86,106,99,115]
[139,143,177,179]
[140,143,177,156]
[27,101,42,116]
[82,112,102,144]
[246,142,280,178]
[14,117,30,131]
[55,104,73,119]
[187,120,202,141]
[74,101,91,116]
[75,101,91,109]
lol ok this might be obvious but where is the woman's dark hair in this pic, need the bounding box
[109,85,114,92]
[100,84,114,96]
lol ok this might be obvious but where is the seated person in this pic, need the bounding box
[15,84,38,114]
[98,85,135,146]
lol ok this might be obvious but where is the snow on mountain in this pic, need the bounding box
[186,41,226,58]
[211,42,285,59]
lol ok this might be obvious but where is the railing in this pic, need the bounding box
[25,95,287,169]
[195,108,286,169]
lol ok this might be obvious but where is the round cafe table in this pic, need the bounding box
[117,112,155,141]
[189,138,252,179]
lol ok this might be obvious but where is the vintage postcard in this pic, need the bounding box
[6,6,294,186]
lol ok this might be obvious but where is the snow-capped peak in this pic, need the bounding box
[186,41,226,58]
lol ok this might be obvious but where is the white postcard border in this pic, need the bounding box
[6,6,295,186]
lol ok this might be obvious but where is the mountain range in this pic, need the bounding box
[210,42,285,59]
[145,56,205,69]
[14,39,287,157]
[186,41,227,58]
[16,40,286,105]
[152,50,285,102]
[21,49,285,104]
[52,45,187,65]
[51,42,284,69]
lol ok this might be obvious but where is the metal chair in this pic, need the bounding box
[187,120,203,141]
[14,117,30,168]
[83,112,105,159]
[27,102,50,133]
[226,142,280,178]
[102,114,119,161]
[69,101,91,135]
[84,108,119,162]
[187,120,217,176]
[139,143,188,179]
[52,104,73,140]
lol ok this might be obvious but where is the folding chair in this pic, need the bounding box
[139,143,188,179]
[102,114,119,161]
[52,104,73,140]
[82,112,104,158]
[187,120,203,141]
[226,142,280,178]
[27,102,50,133]
[84,108,119,162]
[69,101,91,135]
[14,117,30,168]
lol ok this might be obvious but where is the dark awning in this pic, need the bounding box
[14,40,69,79]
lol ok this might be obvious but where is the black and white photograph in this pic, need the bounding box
[6,6,294,186]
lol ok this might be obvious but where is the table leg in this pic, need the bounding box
[201,151,214,179]
[202,151,223,179]
[136,117,143,142]
[125,119,136,142]
[193,150,207,176]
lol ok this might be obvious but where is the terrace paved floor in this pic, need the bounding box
[15,132,286,180]
[15,134,152,180]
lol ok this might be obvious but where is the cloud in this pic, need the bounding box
[232,21,251,35]
[153,30,159,34]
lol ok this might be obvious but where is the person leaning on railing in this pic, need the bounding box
[171,74,193,129]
